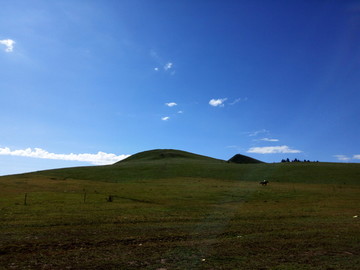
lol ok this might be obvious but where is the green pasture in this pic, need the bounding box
[1,176,359,269]
[0,150,359,269]
[15,159,360,185]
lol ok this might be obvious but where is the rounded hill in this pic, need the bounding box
[116,149,224,164]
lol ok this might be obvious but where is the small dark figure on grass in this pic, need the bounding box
[260,180,269,186]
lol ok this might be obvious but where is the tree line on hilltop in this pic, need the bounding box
[281,158,319,163]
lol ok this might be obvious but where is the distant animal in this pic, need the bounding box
[260,180,269,186]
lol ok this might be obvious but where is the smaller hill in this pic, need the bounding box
[228,154,264,164]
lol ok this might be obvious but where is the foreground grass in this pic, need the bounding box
[0,176,359,269]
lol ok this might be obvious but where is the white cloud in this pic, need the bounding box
[0,39,15,52]
[161,116,170,121]
[260,138,279,142]
[164,62,173,70]
[154,67,159,71]
[209,98,227,107]
[165,102,177,107]
[353,155,360,159]
[0,147,129,165]
[247,145,301,154]
[178,110,183,114]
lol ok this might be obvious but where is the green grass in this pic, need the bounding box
[5,149,360,186]
[0,150,359,269]
[18,160,360,185]
[1,177,359,269]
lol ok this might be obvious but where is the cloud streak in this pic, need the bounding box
[229,98,241,105]
[246,129,269,137]
[0,147,129,165]
[247,145,301,154]
[333,155,351,161]
[333,154,360,162]
[161,116,170,121]
[0,39,15,52]
[260,138,279,142]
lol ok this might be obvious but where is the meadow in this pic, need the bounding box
[0,150,359,269]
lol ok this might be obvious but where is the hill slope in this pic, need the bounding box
[1,149,360,185]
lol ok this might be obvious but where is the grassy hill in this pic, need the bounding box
[4,149,359,185]
[0,149,359,269]
[118,149,224,163]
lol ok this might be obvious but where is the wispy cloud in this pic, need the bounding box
[209,98,227,107]
[226,145,239,149]
[150,49,159,60]
[226,145,244,151]
[0,39,15,52]
[260,138,279,142]
[230,97,248,105]
[247,145,301,154]
[229,98,241,105]
[178,110,183,114]
[161,116,170,121]
[0,147,129,165]
[332,154,360,162]
[333,155,351,161]
[165,102,177,107]
[246,129,269,137]
[150,50,174,74]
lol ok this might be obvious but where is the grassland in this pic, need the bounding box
[0,150,359,269]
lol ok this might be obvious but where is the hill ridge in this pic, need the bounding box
[116,149,225,164]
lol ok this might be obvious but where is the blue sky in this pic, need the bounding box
[1,0,360,175]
